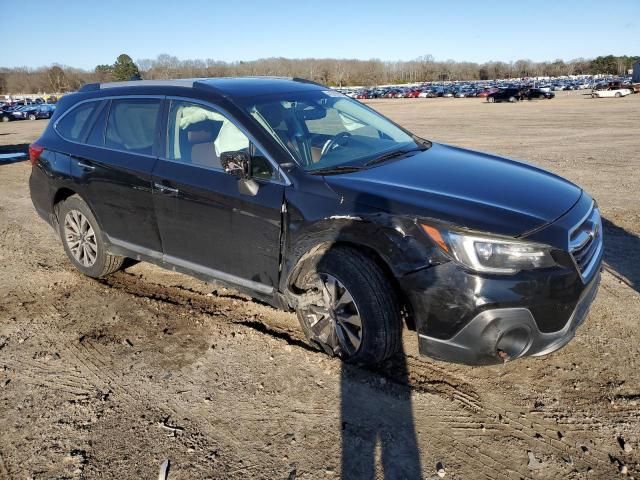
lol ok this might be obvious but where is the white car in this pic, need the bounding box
[592,88,631,98]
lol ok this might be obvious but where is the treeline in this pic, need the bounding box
[1,54,638,94]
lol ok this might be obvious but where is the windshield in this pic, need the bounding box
[241,90,425,172]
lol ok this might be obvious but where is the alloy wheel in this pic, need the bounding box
[64,209,98,267]
[301,274,363,357]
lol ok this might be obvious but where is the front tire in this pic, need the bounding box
[28,114,36,121]
[487,96,495,103]
[57,195,124,278]
[295,246,402,365]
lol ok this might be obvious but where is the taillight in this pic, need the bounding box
[28,143,44,166]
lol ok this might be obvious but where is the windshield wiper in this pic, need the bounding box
[364,147,422,167]
[309,165,364,175]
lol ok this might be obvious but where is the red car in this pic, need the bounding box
[405,89,421,98]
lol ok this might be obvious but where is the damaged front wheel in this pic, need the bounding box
[295,247,402,365]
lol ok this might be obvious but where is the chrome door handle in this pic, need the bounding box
[154,182,180,196]
[77,161,95,171]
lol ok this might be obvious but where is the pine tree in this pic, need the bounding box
[111,54,141,81]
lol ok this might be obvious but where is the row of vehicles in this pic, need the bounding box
[0,103,56,122]
[339,74,636,101]
[350,86,556,101]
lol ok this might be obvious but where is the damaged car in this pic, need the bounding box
[29,77,603,366]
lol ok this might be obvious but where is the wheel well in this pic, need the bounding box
[52,188,77,215]
[288,241,416,331]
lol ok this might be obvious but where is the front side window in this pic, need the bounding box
[56,101,99,142]
[105,98,161,155]
[241,90,424,172]
[167,100,274,179]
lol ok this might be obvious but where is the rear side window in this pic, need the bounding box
[56,101,98,142]
[85,101,110,147]
[105,99,161,155]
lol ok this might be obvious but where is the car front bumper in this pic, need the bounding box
[400,256,602,365]
[416,272,600,365]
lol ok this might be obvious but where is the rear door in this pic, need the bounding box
[56,96,164,253]
[152,98,285,292]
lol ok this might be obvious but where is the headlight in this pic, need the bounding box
[421,224,556,274]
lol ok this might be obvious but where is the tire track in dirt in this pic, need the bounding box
[92,271,621,477]
[2,267,623,478]
[8,278,527,480]
[15,310,245,478]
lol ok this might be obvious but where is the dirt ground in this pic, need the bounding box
[0,94,639,479]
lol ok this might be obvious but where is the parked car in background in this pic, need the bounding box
[35,104,56,119]
[524,88,555,100]
[12,105,40,120]
[0,106,17,122]
[417,90,435,98]
[487,88,523,103]
[591,87,631,98]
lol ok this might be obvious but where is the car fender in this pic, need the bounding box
[279,190,441,302]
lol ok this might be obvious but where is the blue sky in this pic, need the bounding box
[3,0,639,69]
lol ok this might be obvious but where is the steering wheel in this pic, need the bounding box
[320,132,351,159]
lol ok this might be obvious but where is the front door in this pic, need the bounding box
[152,99,285,292]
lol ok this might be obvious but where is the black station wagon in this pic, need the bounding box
[29,77,603,365]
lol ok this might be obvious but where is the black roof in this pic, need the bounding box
[79,76,327,98]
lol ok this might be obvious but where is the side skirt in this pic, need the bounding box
[104,235,284,308]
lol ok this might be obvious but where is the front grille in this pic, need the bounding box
[569,205,603,280]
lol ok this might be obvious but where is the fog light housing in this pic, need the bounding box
[496,327,531,360]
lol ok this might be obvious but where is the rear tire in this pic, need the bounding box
[615,92,622,97]
[508,96,516,103]
[295,246,402,365]
[28,114,36,121]
[57,195,124,278]
[487,97,495,103]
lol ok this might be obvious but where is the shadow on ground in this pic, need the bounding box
[341,345,422,479]
[602,217,640,294]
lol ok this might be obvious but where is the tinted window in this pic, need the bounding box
[86,101,109,147]
[167,100,274,179]
[105,99,161,155]
[56,101,98,142]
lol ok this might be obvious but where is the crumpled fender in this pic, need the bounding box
[278,182,447,304]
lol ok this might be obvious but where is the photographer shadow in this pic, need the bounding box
[602,217,640,294]
[341,342,422,479]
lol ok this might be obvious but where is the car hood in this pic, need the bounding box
[324,143,582,237]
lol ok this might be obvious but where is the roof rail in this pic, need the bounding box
[79,83,100,92]
[292,77,327,87]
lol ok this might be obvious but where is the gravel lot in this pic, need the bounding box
[0,94,639,479]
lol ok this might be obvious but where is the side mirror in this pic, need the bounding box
[220,151,250,179]
[220,150,260,196]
